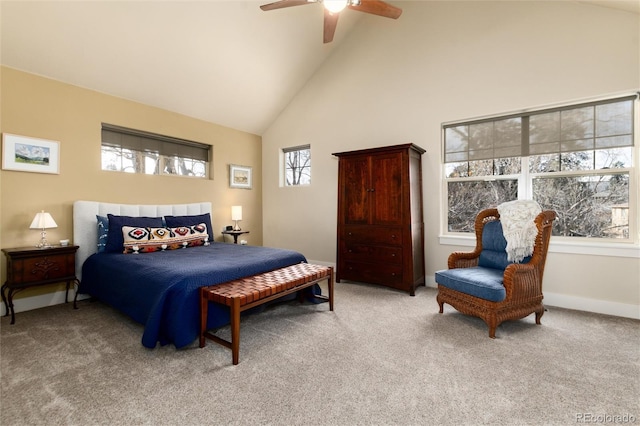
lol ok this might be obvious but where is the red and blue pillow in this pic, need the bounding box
[105,214,164,253]
[122,223,209,254]
[164,214,213,243]
[99,213,214,253]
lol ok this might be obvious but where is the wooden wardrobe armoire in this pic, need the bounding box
[333,143,426,296]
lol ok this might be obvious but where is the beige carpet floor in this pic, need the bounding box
[1,283,638,425]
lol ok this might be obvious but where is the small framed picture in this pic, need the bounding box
[2,133,60,174]
[229,164,252,189]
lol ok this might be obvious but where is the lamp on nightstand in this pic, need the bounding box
[30,210,58,248]
[231,205,242,231]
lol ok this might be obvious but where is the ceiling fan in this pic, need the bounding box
[260,0,402,44]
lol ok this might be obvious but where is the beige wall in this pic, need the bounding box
[262,1,640,316]
[1,66,263,300]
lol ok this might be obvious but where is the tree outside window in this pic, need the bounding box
[283,145,311,186]
[443,96,635,240]
[101,124,209,178]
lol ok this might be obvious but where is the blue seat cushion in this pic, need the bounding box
[435,267,506,302]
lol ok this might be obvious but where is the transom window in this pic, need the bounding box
[443,95,636,240]
[283,144,311,186]
[101,124,210,178]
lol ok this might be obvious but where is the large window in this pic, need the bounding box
[101,124,210,178]
[443,95,636,241]
[283,144,311,186]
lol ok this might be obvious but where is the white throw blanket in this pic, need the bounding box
[497,200,542,263]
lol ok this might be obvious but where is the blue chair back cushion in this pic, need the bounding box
[478,220,530,270]
[478,221,510,270]
[435,267,506,302]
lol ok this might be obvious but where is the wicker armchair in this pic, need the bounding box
[435,208,556,338]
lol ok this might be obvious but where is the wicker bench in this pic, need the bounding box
[199,263,334,364]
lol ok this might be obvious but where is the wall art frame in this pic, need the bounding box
[229,164,252,189]
[2,133,60,174]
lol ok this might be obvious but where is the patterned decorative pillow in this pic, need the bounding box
[106,214,164,253]
[122,223,210,254]
[164,213,214,242]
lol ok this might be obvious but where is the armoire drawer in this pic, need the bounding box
[340,261,403,286]
[342,243,403,264]
[342,226,402,246]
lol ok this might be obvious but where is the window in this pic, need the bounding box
[283,144,311,186]
[101,124,210,178]
[443,95,637,241]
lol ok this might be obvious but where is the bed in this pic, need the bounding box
[73,200,310,349]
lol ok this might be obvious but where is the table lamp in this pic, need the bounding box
[30,210,57,248]
[231,206,242,231]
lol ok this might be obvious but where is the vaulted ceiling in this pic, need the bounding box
[1,1,638,135]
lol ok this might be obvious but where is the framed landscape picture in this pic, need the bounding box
[229,164,252,189]
[2,133,60,174]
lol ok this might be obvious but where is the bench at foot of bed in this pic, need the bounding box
[199,263,334,365]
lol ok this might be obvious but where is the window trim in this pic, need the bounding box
[441,92,638,130]
[281,144,311,187]
[440,92,640,254]
[438,233,640,259]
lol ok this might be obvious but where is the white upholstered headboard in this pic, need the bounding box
[73,200,212,279]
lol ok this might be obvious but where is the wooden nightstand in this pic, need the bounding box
[221,230,250,244]
[1,245,79,324]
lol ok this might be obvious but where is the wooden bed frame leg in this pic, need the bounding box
[231,298,241,365]
[199,288,208,348]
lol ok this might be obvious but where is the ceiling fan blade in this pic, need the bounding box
[260,0,315,12]
[348,0,402,19]
[323,8,340,43]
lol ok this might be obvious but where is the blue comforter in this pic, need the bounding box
[79,243,307,348]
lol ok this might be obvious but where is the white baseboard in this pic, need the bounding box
[0,289,89,317]
[542,292,640,320]
[307,259,336,268]
[0,262,337,318]
[4,274,637,321]
[426,275,639,320]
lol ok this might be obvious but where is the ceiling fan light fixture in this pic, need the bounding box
[324,0,348,13]
[260,0,402,43]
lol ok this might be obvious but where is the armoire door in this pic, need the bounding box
[370,151,403,226]
[341,155,370,225]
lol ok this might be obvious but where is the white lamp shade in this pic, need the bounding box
[231,206,243,221]
[29,211,57,229]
